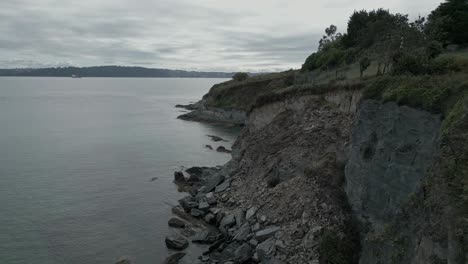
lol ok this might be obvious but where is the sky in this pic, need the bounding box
[0,0,443,72]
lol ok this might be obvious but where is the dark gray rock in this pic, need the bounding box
[215,180,230,193]
[163,252,186,264]
[256,238,276,256]
[255,226,280,242]
[179,196,198,212]
[204,174,225,193]
[165,235,189,250]
[234,243,253,263]
[234,208,245,227]
[257,248,286,264]
[205,145,213,150]
[216,146,232,153]
[174,171,185,182]
[190,208,204,218]
[168,218,186,228]
[198,201,210,210]
[192,230,221,244]
[246,206,258,220]
[233,223,252,241]
[220,214,236,228]
[115,258,132,264]
[204,213,216,224]
[207,135,227,142]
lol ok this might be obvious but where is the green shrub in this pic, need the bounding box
[319,230,356,264]
[232,72,249,82]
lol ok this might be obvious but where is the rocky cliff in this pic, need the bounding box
[168,78,467,264]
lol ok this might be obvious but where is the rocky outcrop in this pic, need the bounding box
[178,104,247,125]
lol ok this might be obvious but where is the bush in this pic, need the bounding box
[232,72,249,82]
[319,230,357,264]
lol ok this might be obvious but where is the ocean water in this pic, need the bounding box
[0,77,238,264]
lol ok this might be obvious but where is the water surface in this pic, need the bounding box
[0,77,238,264]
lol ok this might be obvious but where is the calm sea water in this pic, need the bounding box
[0,77,238,264]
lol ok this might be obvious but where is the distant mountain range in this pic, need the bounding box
[0,66,235,78]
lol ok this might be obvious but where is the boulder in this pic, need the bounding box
[190,208,204,218]
[205,174,225,193]
[163,252,186,264]
[204,213,216,224]
[220,214,236,228]
[234,243,253,263]
[255,226,280,242]
[165,235,189,250]
[115,258,132,264]
[192,230,221,244]
[207,135,227,142]
[234,209,245,227]
[168,218,186,228]
[246,206,258,220]
[178,196,198,212]
[205,145,213,150]
[233,223,252,241]
[216,146,232,153]
[215,180,230,193]
[256,238,276,256]
[198,201,210,210]
[174,171,185,182]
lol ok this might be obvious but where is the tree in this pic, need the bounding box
[359,57,371,78]
[232,72,248,82]
[426,0,468,46]
[319,25,339,50]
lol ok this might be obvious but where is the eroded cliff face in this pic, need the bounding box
[173,87,465,264]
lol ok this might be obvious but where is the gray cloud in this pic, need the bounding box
[0,0,443,71]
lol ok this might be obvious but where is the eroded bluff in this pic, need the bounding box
[177,89,465,264]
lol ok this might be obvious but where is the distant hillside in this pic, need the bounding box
[0,66,235,78]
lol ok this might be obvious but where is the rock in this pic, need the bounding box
[179,196,198,212]
[220,214,236,228]
[165,235,189,250]
[150,177,158,182]
[249,239,259,247]
[207,135,227,142]
[257,248,286,264]
[168,218,186,228]
[233,223,251,241]
[234,243,253,263]
[255,226,281,242]
[215,180,230,193]
[115,258,132,264]
[198,201,210,210]
[256,238,276,256]
[234,209,245,227]
[192,230,221,244]
[163,252,186,264]
[204,213,216,224]
[216,146,232,153]
[198,186,208,193]
[260,215,267,222]
[190,208,204,217]
[205,145,213,150]
[246,206,258,220]
[174,171,185,182]
[207,196,217,205]
[252,222,261,232]
[205,174,225,193]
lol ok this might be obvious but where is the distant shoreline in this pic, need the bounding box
[0,65,237,78]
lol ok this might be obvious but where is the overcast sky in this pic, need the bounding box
[0,0,443,71]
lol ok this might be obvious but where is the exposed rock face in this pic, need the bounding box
[346,100,441,225]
